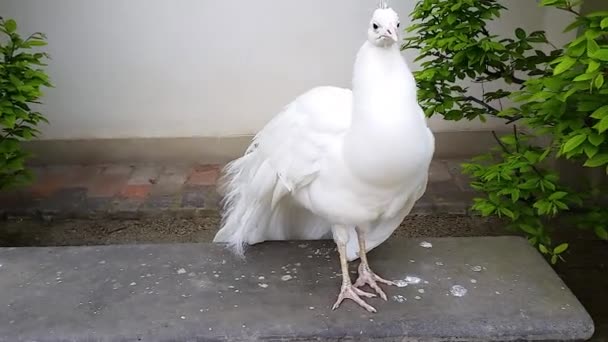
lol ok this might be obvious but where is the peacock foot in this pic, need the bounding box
[353,263,395,301]
[332,283,377,313]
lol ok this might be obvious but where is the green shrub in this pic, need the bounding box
[0,17,51,190]
[403,0,608,263]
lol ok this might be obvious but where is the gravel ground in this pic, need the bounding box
[0,214,507,247]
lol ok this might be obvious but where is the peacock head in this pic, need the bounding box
[367,3,400,48]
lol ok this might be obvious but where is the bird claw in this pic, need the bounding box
[354,264,395,301]
[332,284,377,313]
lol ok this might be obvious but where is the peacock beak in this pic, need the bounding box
[386,26,398,42]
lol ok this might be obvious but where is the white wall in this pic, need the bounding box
[0,0,577,140]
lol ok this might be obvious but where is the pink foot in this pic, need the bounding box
[332,284,377,313]
[354,263,395,301]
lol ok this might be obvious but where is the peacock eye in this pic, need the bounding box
[373,23,379,30]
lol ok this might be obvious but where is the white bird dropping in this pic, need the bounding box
[450,285,468,297]
[419,241,433,248]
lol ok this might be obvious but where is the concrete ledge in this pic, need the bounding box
[23,131,504,165]
[0,237,594,341]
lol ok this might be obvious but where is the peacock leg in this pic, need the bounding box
[331,225,377,313]
[353,227,395,300]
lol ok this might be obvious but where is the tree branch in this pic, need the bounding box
[560,6,581,17]
[505,115,523,124]
[513,125,520,153]
[465,96,499,114]
[481,26,490,37]
[429,51,451,60]
[492,130,510,154]
[485,69,526,85]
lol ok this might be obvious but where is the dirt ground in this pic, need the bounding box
[0,214,507,247]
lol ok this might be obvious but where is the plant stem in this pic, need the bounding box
[513,125,520,153]
[465,96,499,114]
[485,69,525,85]
[492,130,510,154]
[506,115,523,124]
[481,26,490,37]
[560,6,581,17]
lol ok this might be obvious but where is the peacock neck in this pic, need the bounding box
[342,41,429,186]
[350,42,419,127]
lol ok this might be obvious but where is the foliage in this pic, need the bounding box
[0,17,51,190]
[403,0,608,263]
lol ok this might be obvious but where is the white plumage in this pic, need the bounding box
[214,6,434,312]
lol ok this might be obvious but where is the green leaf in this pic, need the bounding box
[586,29,601,40]
[586,11,608,17]
[553,57,577,75]
[594,116,608,133]
[529,237,539,246]
[500,207,516,220]
[543,180,556,191]
[549,191,568,200]
[569,34,587,49]
[448,14,457,25]
[520,224,538,235]
[591,105,608,119]
[572,43,587,57]
[519,179,539,189]
[515,28,526,39]
[587,38,600,56]
[596,226,608,240]
[540,147,552,161]
[587,60,601,73]
[588,133,605,146]
[528,91,554,102]
[573,72,596,82]
[551,255,558,264]
[497,107,518,118]
[602,17,608,29]
[511,188,520,202]
[501,135,517,145]
[563,134,587,152]
[554,200,569,210]
[27,40,47,47]
[539,244,549,254]
[595,74,605,89]
[553,243,568,254]
[4,19,17,33]
[592,49,608,62]
[524,150,539,163]
[585,144,599,158]
[584,154,608,167]
[534,200,552,215]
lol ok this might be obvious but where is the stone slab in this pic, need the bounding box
[0,237,594,341]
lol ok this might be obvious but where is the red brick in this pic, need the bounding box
[68,166,102,188]
[87,176,127,198]
[193,164,220,172]
[149,165,189,195]
[103,165,133,175]
[87,165,132,198]
[120,184,151,200]
[27,166,72,197]
[186,165,220,186]
[28,177,63,197]
[128,165,161,185]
